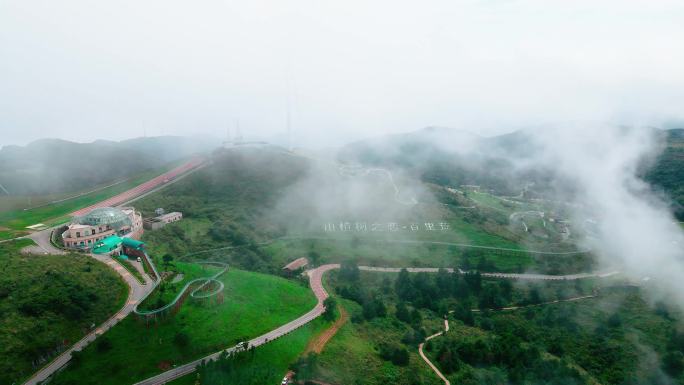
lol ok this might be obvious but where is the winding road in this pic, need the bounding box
[23,254,155,385]
[418,293,600,385]
[20,159,208,385]
[133,263,618,385]
[418,318,451,385]
[338,165,418,205]
[357,266,619,280]
[133,264,340,385]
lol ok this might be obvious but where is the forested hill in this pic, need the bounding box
[134,146,311,263]
[0,136,216,195]
[645,128,684,219]
[339,126,684,219]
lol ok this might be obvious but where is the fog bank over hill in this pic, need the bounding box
[0,136,216,195]
[528,124,684,308]
[340,123,684,308]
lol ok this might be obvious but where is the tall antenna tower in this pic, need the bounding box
[235,118,243,144]
[286,64,294,152]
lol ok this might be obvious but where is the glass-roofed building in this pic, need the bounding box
[62,206,143,251]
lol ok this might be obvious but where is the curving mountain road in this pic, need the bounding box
[23,254,155,385]
[358,266,619,280]
[134,262,617,384]
[133,264,340,385]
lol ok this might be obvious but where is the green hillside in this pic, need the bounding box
[645,128,684,220]
[135,146,585,274]
[0,240,127,385]
[50,267,317,385]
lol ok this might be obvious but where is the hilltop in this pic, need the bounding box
[0,136,216,196]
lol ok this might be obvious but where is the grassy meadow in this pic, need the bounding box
[50,268,317,385]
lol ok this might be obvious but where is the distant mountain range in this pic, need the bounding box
[339,126,684,219]
[0,136,217,196]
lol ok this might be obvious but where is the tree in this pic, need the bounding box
[339,260,360,282]
[464,271,482,294]
[362,297,387,320]
[392,347,410,366]
[395,268,413,301]
[410,308,422,325]
[323,297,337,322]
[436,268,453,298]
[453,302,474,326]
[96,337,112,352]
[395,301,411,323]
[498,280,513,302]
[308,251,321,267]
[173,332,190,348]
[478,285,505,310]
[163,253,174,268]
[663,350,684,376]
[528,287,542,304]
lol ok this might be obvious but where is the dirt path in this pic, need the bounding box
[418,295,599,385]
[304,305,349,354]
[418,318,451,385]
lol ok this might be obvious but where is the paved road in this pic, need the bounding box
[468,294,598,312]
[130,262,613,385]
[23,254,154,385]
[70,158,204,217]
[22,228,65,255]
[358,266,620,280]
[275,236,590,256]
[21,159,212,384]
[133,264,340,385]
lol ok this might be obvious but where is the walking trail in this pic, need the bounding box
[304,305,349,354]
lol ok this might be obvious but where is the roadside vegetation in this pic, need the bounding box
[0,239,127,385]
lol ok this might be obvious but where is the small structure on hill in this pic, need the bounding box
[283,257,308,272]
[144,211,183,230]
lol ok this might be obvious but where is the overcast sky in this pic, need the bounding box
[1,0,683,148]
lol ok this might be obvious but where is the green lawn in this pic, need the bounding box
[51,268,317,385]
[137,261,222,312]
[0,228,25,240]
[0,160,184,232]
[0,239,128,385]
